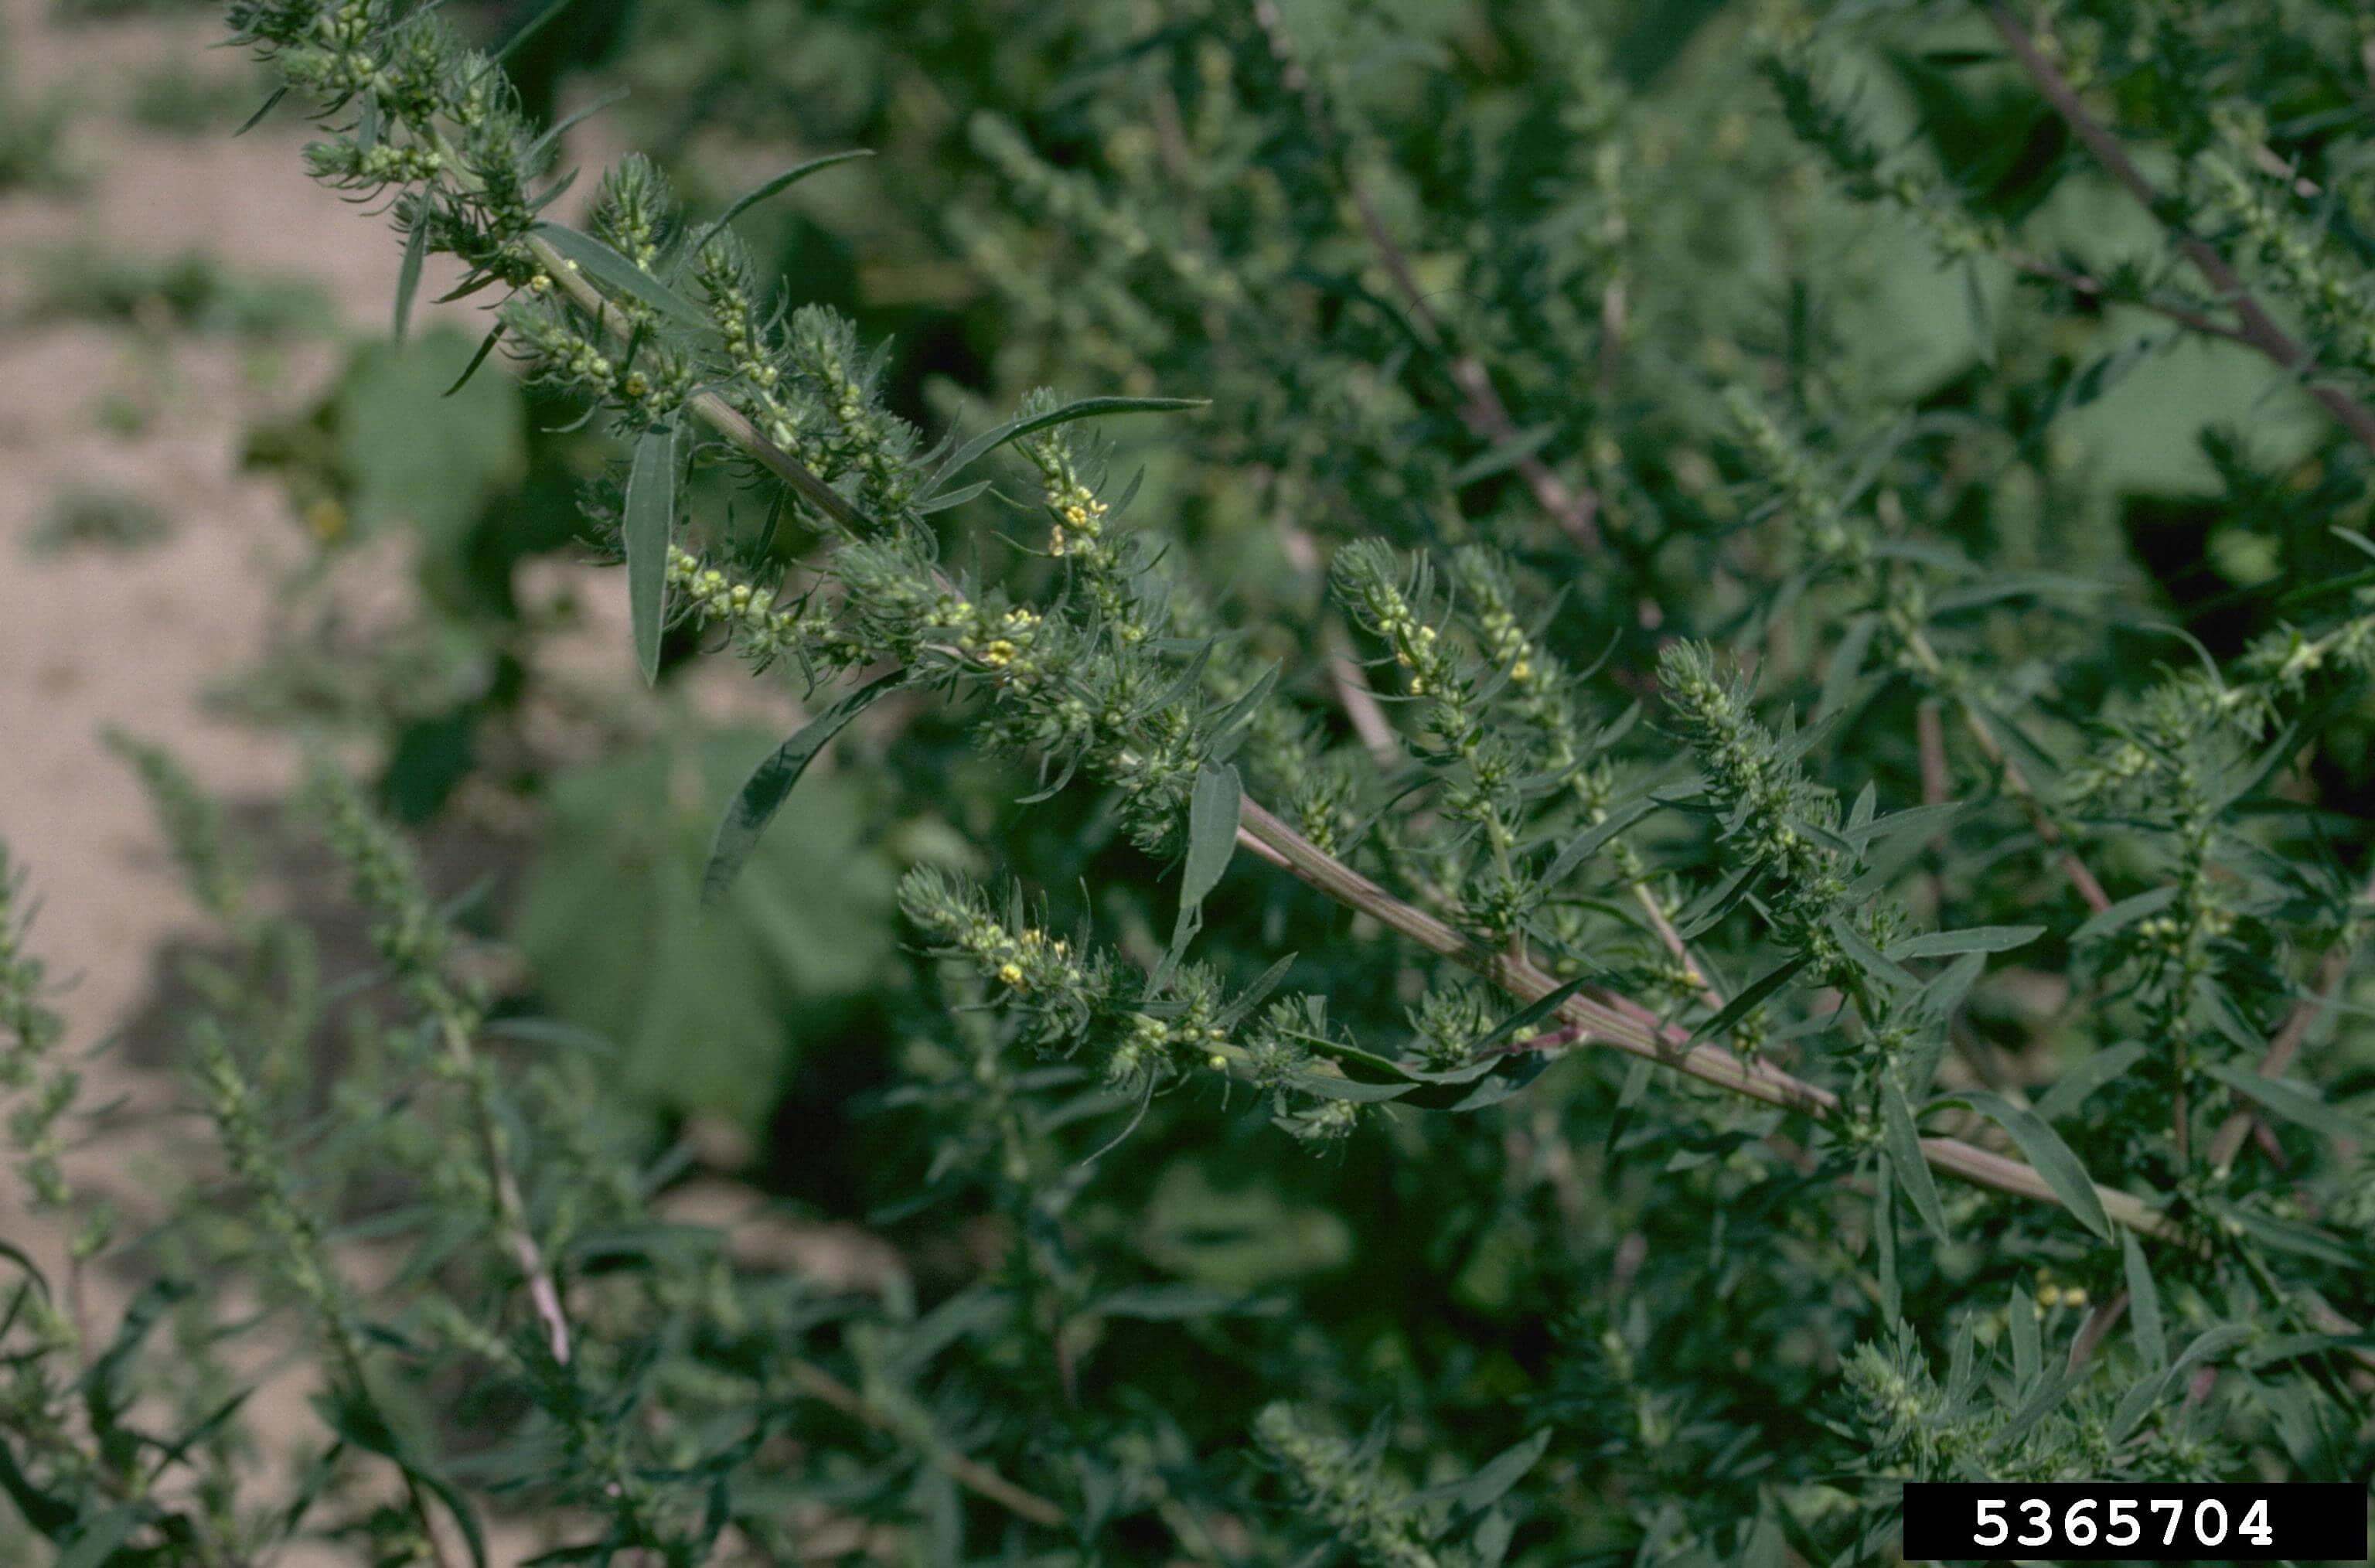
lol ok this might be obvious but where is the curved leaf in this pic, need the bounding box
[700,671,902,905]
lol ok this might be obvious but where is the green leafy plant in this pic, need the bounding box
[5,0,2375,1562]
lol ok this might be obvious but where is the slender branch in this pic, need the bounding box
[2205,864,2375,1169]
[786,1361,1065,1527]
[1231,796,2173,1237]
[1984,2,2375,457]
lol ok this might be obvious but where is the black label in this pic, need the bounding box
[1902,1481,2367,1562]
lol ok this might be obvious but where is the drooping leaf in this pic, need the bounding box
[1950,1090,2114,1240]
[702,671,902,906]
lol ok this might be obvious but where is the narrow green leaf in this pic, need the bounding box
[1688,953,1809,1045]
[2033,1041,2146,1123]
[233,85,288,136]
[441,322,506,397]
[1162,762,1242,971]
[1815,613,1878,722]
[523,86,629,167]
[1953,1090,2114,1241]
[1181,762,1242,913]
[1543,793,1660,885]
[1880,1077,1949,1242]
[690,150,875,251]
[2007,1286,2040,1389]
[1447,424,1557,488]
[1885,924,2043,961]
[393,214,428,343]
[531,223,713,332]
[2120,1226,2166,1371]
[493,0,586,63]
[700,671,901,906]
[1828,913,1917,996]
[624,424,678,685]
[2199,1058,2366,1144]
[2113,1325,2249,1440]
[1873,1157,1900,1320]
[2071,885,2176,944]
[922,396,1207,498]
[1473,975,1592,1055]
[1447,1430,1552,1515]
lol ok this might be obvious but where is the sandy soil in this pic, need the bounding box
[0,0,533,1554]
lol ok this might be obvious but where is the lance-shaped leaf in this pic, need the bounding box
[700,672,902,906]
[2199,1058,2367,1144]
[393,215,428,343]
[1881,1076,1949,1241]
[531,222,713,332]
[1162,763,1242,973]
[921,395,1207,499]
[688,150,876,252]
[2121,1226,2167,1370]
[1885,924,2042,961]
[1949,1090,2114,1240]
[624,422,679,685]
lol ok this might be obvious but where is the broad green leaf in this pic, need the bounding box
[57,1505,145,1568]
[1952,1090,2114,1240]
[701,671,902,906]
[514,732,899,1132]
[625,422,678,685]
[334,329,526,547]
